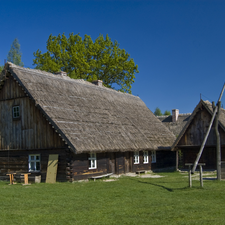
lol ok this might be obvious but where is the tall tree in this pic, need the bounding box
[164,110,171,116]
[154,107,162,116]
[7,38,24,66]
[33,33,139,93]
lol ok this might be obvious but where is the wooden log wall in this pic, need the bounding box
[178,108,225,147]
[131,151,152,172]
[151,150,176,171]
[0,76,66,150]
[179,147,218,170]
[221,161,225,179]
[70,151,152,181]
[70,152,109,181]
[0,149,69,182]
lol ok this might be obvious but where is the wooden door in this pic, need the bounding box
[46,154,58,183]
[124,152,130,173]
[108,152,115,174]
[116,152,125,174]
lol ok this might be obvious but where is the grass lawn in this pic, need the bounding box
[0,171,224,225]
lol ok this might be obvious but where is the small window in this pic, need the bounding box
[88,153,97,169]
[28,154,41,172]
[134,151,139,164]
[151,151,156,163]
[12,106,20,119]
[143,151,149,164]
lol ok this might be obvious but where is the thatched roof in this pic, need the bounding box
[171,99,225,150]
[1,62,175,154]
[158,113,191,136]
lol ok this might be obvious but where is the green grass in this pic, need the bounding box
[0,172,224,225]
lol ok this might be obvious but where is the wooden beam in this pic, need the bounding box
[215,101,221,180]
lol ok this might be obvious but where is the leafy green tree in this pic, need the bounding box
[33,33,139,93]
[7,38,24,66]
[164,110,171,116]
[154,107,162,116]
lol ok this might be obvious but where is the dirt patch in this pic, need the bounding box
[111,172,164,179]
[103,179,117,182]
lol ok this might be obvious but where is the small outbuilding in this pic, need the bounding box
[172,100,225,170]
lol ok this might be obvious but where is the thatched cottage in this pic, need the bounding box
[0,63,175,181]
[171,100,225,169]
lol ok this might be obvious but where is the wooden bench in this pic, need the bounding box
[6,173,16,185]
[91,173,113,181]
[136,170,146,175]
[21,173,31,185]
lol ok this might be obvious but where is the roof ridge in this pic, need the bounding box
[157,113,191,118]
[8,62,139,100]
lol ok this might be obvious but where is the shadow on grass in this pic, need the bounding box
[131,178,189,192]
[203,177,216,180]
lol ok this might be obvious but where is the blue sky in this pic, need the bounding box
[1,0,225,114]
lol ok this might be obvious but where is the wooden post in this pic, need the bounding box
[185,163,193,187]
[198,163,205,187]
[215,101,221,180]
[199,165,203,187]
[189,166,192,188]
[176,150,179,171]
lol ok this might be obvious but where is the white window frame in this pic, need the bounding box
[151,151,156,163]
[88,153,97,169]
[143,151,149,164]
[28,154,41,172]
[12,106,20,119]
[134,151,139,164]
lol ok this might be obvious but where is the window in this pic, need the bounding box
[12,106,20,119]
[151,151,156,163]
[88,153,97,169]
[134,151,139,164]
[28,154,41,172]
[143,151,149,164]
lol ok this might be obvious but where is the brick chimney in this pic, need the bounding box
[92,80,103,87]
[172,109,179,122]
[55,71,67,76]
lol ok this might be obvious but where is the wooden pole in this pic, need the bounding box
[215,101,221,180]
[199,165,203,187]
[185,163,193,187]
[176,150,179,170]
[189,165,192,188]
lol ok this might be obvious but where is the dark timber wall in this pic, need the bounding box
[131,151,152,172]
[151,150,176,171]
[177,107,225,169]
[0,149,69,182]
[0,76,68,181]
[178,108,225,147]
[178,147,225,170]
[70,151,152,181]
[70,153,109,181]
[0,77,66,150]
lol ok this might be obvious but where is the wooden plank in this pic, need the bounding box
[91,173,113,181]
[46,154,59,183]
